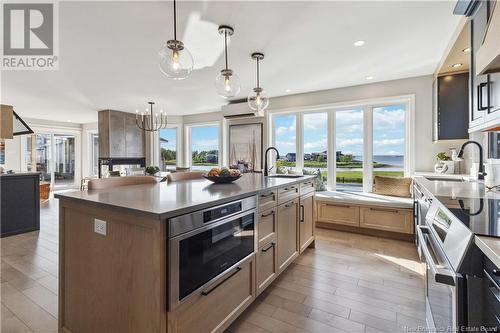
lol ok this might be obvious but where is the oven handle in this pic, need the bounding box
[416,226,456,286]
[484,269,500,303]
[201,266,242,296]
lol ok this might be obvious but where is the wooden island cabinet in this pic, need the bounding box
[56,174,315,333]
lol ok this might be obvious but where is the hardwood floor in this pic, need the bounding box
[1,199,425,333]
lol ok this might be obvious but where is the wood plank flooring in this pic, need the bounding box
[1,199,425,333]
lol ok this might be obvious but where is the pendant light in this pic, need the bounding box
[247,52,269,112]
[158,0,193,80]
[215,25,240,98]
[136,102,168,132]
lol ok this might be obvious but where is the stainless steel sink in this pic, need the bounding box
[267,174,304,178]
[424,176,466,182]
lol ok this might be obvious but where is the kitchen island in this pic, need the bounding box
[55,173,316,333]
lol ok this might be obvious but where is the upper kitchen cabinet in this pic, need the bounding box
[476,1,500,74]
[467,0,500,131]
[433,22,470,141]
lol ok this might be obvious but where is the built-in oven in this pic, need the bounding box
[417,225,466,331]
[168,196,256,310]
[480,257,500,329]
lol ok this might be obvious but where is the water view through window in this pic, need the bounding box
[373,105,405,178]
[303,113,328,183]
[335,109,364,190]
[274,114,297,171]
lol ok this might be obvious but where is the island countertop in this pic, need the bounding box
[55,173,315,219]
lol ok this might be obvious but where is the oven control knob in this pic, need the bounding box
[492,268,500,277]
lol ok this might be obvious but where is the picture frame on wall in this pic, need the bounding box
[228,123,263,172]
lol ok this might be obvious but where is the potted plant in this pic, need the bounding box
[434,152,455,174]
[145,166,160,176]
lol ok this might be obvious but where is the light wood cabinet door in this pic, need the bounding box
[277,199,299,272]
[169,256,255,333]
[300,180,315,196]
[299,193,314,253]
[256,241,277,295]
[258,208,276,248]
[359,207,413,234]
[317,203,360,227]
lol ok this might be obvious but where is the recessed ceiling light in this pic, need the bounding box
[462,47,471,53]
[366,76,373,80]
[452,63,463,68]
[353,40,365,47]
[67,120,72,122]
[285,89,292,93]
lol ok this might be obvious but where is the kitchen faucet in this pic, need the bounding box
[457,140,486,180]
[264,147,280,176]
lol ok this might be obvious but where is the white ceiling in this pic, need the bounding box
[1,1,461,124]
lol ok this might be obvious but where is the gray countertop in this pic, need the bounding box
[413,175,500,268]
[55,174,315,220]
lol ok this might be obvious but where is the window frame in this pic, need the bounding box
[268,95,414,192]
[185,122,222,169]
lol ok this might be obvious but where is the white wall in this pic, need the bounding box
[3,136,22,171]
[81,122,98,178]
[267,75,466,172]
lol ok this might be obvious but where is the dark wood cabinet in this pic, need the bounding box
[436,73,469,140]
[1,173,40,237]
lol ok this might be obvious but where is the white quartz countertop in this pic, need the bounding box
[55,173,315,219]
[413,175,500,199]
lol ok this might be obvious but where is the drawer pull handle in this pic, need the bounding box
[261,210,275,217]
[260,192,275,198]
[285,202,295,208]
[300,205,305,222]
[262,242,275,252]
[369,207,398,213]
[201,267,242,296]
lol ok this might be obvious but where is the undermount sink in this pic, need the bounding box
[267,174,304,178]
[424,176,467,182]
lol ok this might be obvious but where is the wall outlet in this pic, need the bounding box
[94,219,107,236]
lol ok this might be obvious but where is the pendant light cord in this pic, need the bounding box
[224,31,228,71]
[256,58,260,89]
[173,0,177,40]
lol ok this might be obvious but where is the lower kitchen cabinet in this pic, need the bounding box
[168,255,255,333]
[359,207,413,234]
[256,240,278,295]
[299,192,315,253]
[277,199,299,272]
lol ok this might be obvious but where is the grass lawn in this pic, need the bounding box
[278,160,389,168]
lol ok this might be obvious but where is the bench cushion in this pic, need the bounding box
[315,191,413,209]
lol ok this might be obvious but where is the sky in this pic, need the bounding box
[190,126,219,152]
[274,105,406,157]
[159,128,177,151]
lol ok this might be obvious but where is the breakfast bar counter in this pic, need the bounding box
[55,173,316,333]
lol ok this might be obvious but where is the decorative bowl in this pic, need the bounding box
[203,174,241,184]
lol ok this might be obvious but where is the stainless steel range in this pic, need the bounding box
[420,195,499,332]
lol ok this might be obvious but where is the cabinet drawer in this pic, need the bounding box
[360,207,413,234]
[277,185,299,205]
[258,190,277,212]
[169,256,255,333]
[256,241,277,295]
[317,202,359,227]
[258,208,276,247]
[300,180,315,196]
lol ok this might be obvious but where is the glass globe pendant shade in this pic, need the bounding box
[247,88,269,112]
[215,69,241,98]
[158,40,193,80]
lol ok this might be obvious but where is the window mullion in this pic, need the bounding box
[327,111,335,190]
[363,107,373,193]
[296,113,304,171]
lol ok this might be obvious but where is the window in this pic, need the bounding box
[335,109,364,190]
[190,125,219,171]
[303,112,328,183]
[270,96,411,192]
[373,105,406,178]
[159,128,177,171]
[91,133,99,176]
[274,114,297,172]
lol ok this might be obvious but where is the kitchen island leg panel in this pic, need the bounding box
[58,200,167,333]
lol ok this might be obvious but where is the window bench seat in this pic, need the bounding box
[314,191,414,240]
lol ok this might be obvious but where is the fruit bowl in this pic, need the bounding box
[204,167,241,184]
[203,174,241,184]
